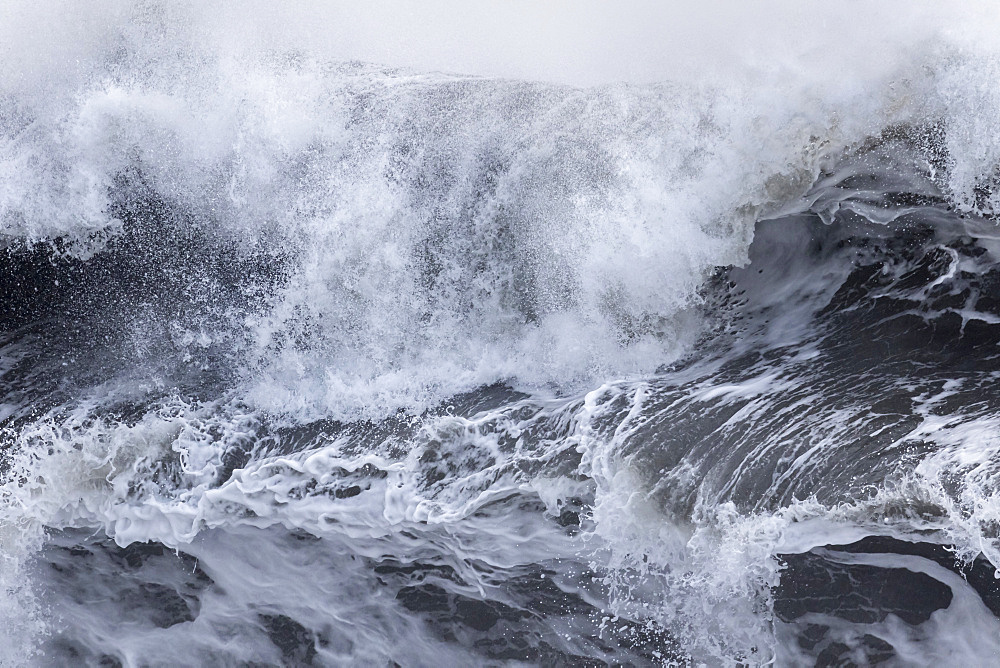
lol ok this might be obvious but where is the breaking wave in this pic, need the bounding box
[6,2,1000,665]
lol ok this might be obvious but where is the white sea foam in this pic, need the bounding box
[6,367,1000,664]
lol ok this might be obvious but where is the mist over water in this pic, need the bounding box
[6,2,1000,666]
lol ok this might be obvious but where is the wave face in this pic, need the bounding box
[7,3,1000,666]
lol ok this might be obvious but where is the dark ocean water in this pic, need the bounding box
[6,5,1000,666]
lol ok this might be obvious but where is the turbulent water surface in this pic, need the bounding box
[7,2,1000,666]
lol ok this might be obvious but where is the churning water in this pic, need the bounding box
[6,2,1000,665]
